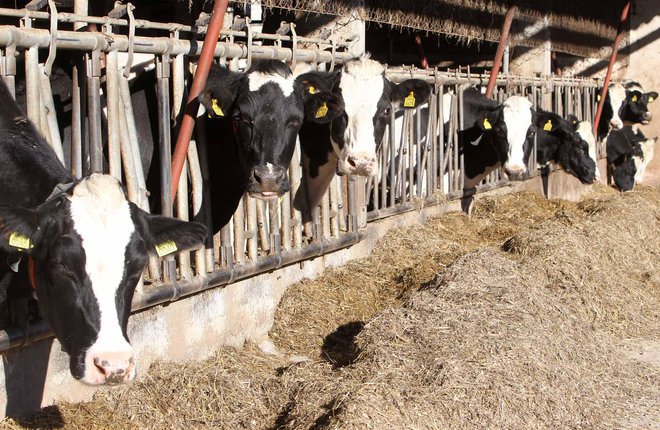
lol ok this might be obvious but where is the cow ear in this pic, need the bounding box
[646,91,658,104]
[131,204,208,257]
[198,64,244,118]
[535,111,561,132]
[0,206,39,254]
[476,107,500,132]
[390,79,431,109]
[296,71,344,124]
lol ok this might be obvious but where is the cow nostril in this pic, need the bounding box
[94,358,109,376]
[347,157,357,168]
[253,170,262,184]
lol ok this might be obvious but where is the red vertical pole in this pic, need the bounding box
[414,34,429,69]
[171,0,229,201]
[592,0,632,136]
[485,5,517,99]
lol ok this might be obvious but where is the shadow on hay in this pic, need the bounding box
[321,321,365,368]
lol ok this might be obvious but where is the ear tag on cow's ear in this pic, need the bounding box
[543,119,553,131]
[211,99,224,117]
[597,94,601,101]
[649,96,655,103]
[155,240,178,257]
[8,232,32,250]
[403,91,416,108]
[631,94,638,102]
[315,102,328,119]
[308,85,320,95]
[483,118,492,130]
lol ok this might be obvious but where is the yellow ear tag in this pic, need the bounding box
[403,91,416,108]
[308,85,320,95]
[315,102,328,119]
[597,94,601,101]
[8,232,31,250]
[483,118,492,130]
[631,95,638,102]
[649,96,655,103]
[155,240,178,257]
[211,99,224,117]
[543,119,553,131]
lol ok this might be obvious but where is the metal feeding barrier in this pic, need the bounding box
[0,4,602,352]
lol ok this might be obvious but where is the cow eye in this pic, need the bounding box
[286,118,302,128]
[380,107,391,117]
[234,115,254,128]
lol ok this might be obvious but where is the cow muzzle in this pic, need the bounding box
[248,164,289,200]
[642,112,652,124]
[338,153,378,177]
[85,349,137,385]
[503,164,527,181]
[609,118,624,129]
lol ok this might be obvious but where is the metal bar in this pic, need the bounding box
[593,0,631,136]
[87,51,103,173]
[176,159,193,280]
[485,6,517,98]
[105,47,122,180]
[39,65,65,164]
[186,140,206,276]
[0,8,355,48]
[247,196,258,261]
[172,0,230,202]
[234,198,246,265]
[25,43,40,130]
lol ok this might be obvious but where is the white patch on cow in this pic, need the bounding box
[266,162,274,174]
[634,136,656,184]
[248,71,294,97]
[575,121,601,179]
[68,173,136,384]
[607,84,627,129]
[334,57,385,176]
[501,96,532,173]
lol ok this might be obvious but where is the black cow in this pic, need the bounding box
[458,89,536,213]
[198,60,340,232]
[292,56,431,213]
[535,112,596,184]
[0,79,207,385]
[605,125,657,191]
[597,82,657,140]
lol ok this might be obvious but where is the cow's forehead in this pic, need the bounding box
[502,96,532,125]
[247,71,295,97]
[608,84,627,108]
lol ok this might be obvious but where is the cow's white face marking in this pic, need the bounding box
[248,71,295,97]
[608,84,627,129]
[502,96,532,173]
[575,121,600,179]
[68,174,136,384]
[334,57,385,177]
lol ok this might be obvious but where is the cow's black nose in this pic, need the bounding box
[251,165,287,192]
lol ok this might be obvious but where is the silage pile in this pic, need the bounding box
[3,186,659,430]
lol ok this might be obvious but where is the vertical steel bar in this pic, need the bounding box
[388,103,396,207]
[176,159,193,280]
[247,196,258,260]
[233,198,246,264]
[87,50,103,173]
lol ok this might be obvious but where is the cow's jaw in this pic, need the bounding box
[68,174,137,385]
[502,96,532,179]
[333,59,383,178]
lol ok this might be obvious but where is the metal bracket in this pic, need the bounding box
[108,1,129,19]
[156,53,171,79]
[43,0,58,76]
[25,0,48,11]
[123,3,136,78]
[290,23,298,71]
[245,17,253,70]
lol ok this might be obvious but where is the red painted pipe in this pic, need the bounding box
[414,34,429,69]
[171,0,229,201]
[592,0,632,136]
[485,5,517,99]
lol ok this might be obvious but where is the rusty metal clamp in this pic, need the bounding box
[123,3,136,78]
[43,0,58,76]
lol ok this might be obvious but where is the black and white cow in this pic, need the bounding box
[198,60,341,232]
[567,115,601,180]
[458,88,536,212]
[292,56,431,212]
[0,79,207,385]
[535,112,597,184]
[597,82,657,139]
[605,125,657,191]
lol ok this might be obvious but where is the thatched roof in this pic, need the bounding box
[252,0,628,58]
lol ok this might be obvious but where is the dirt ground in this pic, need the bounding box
[1,185,659,430]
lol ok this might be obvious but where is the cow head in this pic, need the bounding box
[199,60,339,201]
[298,56,431,178]
[0,174,207,385]
[476,95,535,180]
[602,83,657,130]
[568,115,601,180]
[535,112,596,184]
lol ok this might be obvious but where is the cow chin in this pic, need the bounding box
[248,190,284,201]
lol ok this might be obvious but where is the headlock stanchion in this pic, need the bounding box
[0,4,607,352]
